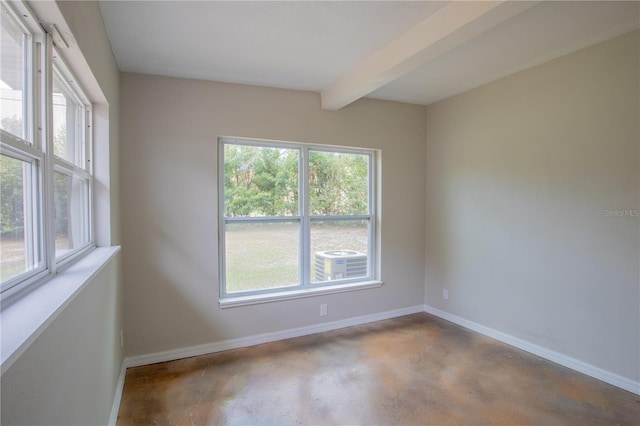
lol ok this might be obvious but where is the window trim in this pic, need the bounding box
[0,137,46,291]
[218,136,379,302]
[0,0,94,300]
[1,246,120,375]
[219,279,384,309]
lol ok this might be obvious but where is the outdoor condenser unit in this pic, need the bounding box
[315,250,367,281]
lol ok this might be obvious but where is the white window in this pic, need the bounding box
[0,1,93,297]
[51,51,92,261]
[219,137,377,299]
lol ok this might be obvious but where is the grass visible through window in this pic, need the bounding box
[225,222,368,293]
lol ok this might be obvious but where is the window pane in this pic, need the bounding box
[311,220,368,283]
[0,3,26,140]
[54,171,89,258]
[309,151,369,216]
[0,154,40,283]
[224,144,298,217]
[53,72,84,166]
[225,221,299,293]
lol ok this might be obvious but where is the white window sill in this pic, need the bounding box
[0,246,120,375]
[219,280,384,308]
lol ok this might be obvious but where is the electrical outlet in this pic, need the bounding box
[442,289,449,300]
[320,303,328,316]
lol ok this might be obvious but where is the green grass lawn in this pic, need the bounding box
[225,222,368,293]
[2,225,367,293]
[1,235,70,282]
[0,237,31,282]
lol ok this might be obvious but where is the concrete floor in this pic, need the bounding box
[117,313,639,425]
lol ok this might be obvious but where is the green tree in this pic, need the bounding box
[224,144,368,217]
[309,151,368,215]
[54,126,66,158]
[224,145,298,217]
[1,115,22,136]
[1,116,25,237]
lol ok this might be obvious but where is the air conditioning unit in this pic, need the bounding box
[315,250,367,282]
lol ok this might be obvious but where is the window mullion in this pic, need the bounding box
[21,22,37,266]
[25,27,45,280]
[42,34,56,274]
[33,34,43,150]
[224,216,301,223]
[300,146,310,286]
[309,215,372,222]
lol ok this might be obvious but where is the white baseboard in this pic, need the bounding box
[124,305,424,368]
[423,304,640,395]
[108,361,127,426]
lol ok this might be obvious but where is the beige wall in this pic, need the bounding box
[1,2,123,425]
[56,0,122,246]
[120,74,427,356]
[425,30,639,381]
[1,255,122,425]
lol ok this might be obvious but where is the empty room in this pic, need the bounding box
[0,1,638,425]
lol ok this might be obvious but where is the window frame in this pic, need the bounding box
[0,0,94,299]
[0,135,46,289]
[50,50,93,266]
[218,137,377,300]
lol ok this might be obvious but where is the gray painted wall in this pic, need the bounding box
[425,30,639,382]
[119,74,427,357]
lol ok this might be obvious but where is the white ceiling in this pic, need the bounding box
[99,1,640,109]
